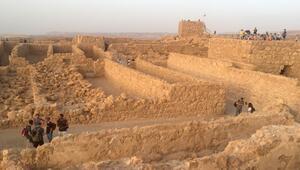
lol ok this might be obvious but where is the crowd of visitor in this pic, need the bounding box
[239,28,287,41]
[234,98,256,116]
[21,114,69,148]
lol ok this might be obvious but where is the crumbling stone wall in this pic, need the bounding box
[104,58,171,99]
[0,42,4,65]
[208,38,300,79]
[10,44,50,65]
[0,109,293,169]
[180,125,300,170]
[109,38,209,58]
[0,67,34,128]
[73,35,105,50]
[167,53,300,119]
[178,20,206,37]
[52,44,72,54]
[0,41,19,66]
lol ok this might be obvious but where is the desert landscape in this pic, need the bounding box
[0,19,300,170]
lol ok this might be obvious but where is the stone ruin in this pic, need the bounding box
[178,19,207,38]
[0,21,300,170]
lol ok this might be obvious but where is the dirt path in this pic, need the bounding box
[0,116,224,150]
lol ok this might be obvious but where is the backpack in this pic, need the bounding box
[21,127,28,137]
[31,127,43,142]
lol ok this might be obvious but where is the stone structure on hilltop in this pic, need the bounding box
[178,19,207,37]
[1,20,300,170]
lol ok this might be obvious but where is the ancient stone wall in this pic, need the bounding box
[104,58,171,99]
[208,38,300,79]
[181,125,300,170]
[52,44,72,54]
[0,67,34,128]
[108,38,209,57]
[73,35,105,50]
[178,20,206,37]
[0,110,292,169]
[0,42,4,65]
[10,44,50,65]
[135,58,198,83]
[92,45,107,59]
[167,53,300,119]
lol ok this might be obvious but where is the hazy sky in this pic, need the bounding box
[0,0,299,34]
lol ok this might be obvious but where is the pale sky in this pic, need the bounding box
[0,0,299,34]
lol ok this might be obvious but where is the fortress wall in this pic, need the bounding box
[0,42,4,63]
[14,111,293,169]
[53,44,72,54]
[135,57,202,83]
[3,41,19,53]
[178,20,206,37]
[92,46,107,59]
[9,44,50,65]
[73,35,105,49]
[208,38,300,78]
[104,58,171,99]
[27,44,49,56]
[78,44,94,57]
[0,41,19,66]
[109,39,209,57]
[168,53,300,117]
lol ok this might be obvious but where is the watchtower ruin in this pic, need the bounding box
[178,19,206,37]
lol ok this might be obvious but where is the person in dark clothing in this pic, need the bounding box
[46,117,56,142]
[282,29,287,40]
[57,114,69,136]
[234,98,246,116]
[248,103,256,113]
[31,122,44,148]
[253,27,258,35]
[33,114,44,127]
[22,119,34,146]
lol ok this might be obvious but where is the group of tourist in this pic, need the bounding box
[240,28,287,41]
[234,98,256,116]
[21,114,69,148]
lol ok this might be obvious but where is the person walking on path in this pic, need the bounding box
[31,122,45,148]
[21,119,34,147]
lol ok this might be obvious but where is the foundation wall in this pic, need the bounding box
[92,46,107,59]
[109,39,209,57]
[135,57,200,83]
[208,38,300,78]
[53,44,72,54]
[12,111,293,169]
[0,42,4,65]
[104,58,171,99]
[10,44,50,65]
[168,53,300,118]
[73,35,105,50]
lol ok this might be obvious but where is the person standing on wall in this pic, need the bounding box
[253,27,258,35]
[282,29,287,40]
[57,114,69,136]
